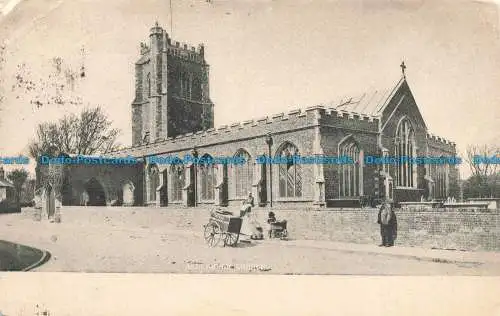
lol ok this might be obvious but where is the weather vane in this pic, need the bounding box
[400,60,407,78]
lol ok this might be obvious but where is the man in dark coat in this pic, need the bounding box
[377,201,397,247]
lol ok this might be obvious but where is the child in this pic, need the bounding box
[267,211,277,238]
[267,211,277,224]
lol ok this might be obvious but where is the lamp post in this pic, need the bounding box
[265,133,273,207]
[191,147,198,207]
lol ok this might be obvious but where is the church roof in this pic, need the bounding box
[323,77,404,116]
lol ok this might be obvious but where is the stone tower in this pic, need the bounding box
[131,22,214,146]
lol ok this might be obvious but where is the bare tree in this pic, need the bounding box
[28,106,121,159]
[464,144,499,179]
[463,144,500,198]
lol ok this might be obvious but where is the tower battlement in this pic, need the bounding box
[139,23,206,63]
[132,23,214,147]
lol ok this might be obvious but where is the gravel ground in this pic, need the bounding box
[1,207,499,275]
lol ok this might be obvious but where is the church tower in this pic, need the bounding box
[131,22,214,146]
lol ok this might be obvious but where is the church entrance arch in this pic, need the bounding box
[84,178,106,206]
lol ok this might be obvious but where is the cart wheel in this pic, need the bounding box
[204,222,222,247]
[224,233,239,247]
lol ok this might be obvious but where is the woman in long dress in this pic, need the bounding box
[239,192,259,241]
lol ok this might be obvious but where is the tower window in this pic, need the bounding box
[180,72,192,99]
[146,73,151,97]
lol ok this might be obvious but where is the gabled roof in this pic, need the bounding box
[324,77,405,116]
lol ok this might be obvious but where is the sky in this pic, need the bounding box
[0,0,499,178]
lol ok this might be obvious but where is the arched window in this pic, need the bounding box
[199,154,215,201]
[146,73,151,97]
[233,149,253,198]
[179,72,191,99]
[192,78,202,100]
[395,118,416,187]
[179,72,184,97]
[431,162,447,199]
[148,164,159,202]
[338,138,363,197]
[170,164,185,202]
[277,142,302,198]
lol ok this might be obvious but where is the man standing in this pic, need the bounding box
[377,200,397,247]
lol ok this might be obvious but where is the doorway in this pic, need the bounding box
[84,178,106,206]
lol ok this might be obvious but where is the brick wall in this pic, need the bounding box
[47,206,499,251]
[161,207,499,251]
[249,208,500,251]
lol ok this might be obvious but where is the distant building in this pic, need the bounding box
[39,23,459,209]
[0,167,19,212]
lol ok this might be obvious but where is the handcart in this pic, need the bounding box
[203,209,242,247]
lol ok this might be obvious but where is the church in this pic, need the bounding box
[40,23,459,210]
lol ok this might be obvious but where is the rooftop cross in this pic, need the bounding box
[400,60,407,78]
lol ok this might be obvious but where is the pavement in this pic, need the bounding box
[1,207,499,274]
[275,239,500,265]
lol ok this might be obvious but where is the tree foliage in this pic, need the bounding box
[463,173,500,199]
[6,168,29,203]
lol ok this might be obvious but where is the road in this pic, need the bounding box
[1,209,499,275]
